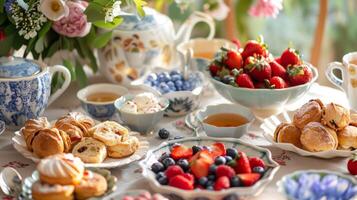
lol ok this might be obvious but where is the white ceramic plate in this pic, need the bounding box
[260,110,357,158]
[139,136,280,200]
[12,131,150,168]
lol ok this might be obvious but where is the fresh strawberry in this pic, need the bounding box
[171,145,193,160]
[211,142,226,157]
[254,82,266,89]
[165,165,184,179]
[223,49,243,70]
[237,173,261,186]
[269,60,287,80]
[348,153,357,175]
[235,73,254,89]
[280,48,301,67]
[275,57,282,65]
[249,157,266,169]
[287,64,313,86]
[216,165,236,178]
[267,76,287,89]
[181,173,194,183]
[244,55,272,82]
[169,174,194,190]
[235,152,252,174]
[214,176,230,191]
[241,36,268,59]
[190,150,214,178]
[209,64,221,76]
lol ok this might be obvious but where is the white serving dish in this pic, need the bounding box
[12,131,149,169]
[196,104,255,138]
[260,110,357,158]
[139,136,280,200]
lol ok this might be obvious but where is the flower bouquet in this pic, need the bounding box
[0,0,146,88]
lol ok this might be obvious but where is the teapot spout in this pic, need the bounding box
[174,11,215,46]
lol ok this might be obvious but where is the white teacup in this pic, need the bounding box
[326,52,357,110]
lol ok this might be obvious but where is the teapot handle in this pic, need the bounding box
[175,12,215,45]
[48,65,71,105]
[325,61,347,92]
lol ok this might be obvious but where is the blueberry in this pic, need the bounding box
[166,81,176,90]
[147,74,158,82]
[252,166,265,175]
[162,157,175,168]
[158,176,168,185]
[151,80,159,87]
[209,165,217,174]
[170,70,181,76]
[157,73,166,82]
[230,176,241,187]
[223,194,240,200]
[208,174,216,181]
[215,156,226,165]
[177,159,189,171]
[206,185,214,190]
[159,82,170,94]
[182,81,192,91]
[151,162,165,173]
[171,74,182,82]
[158,128,170,139]
[175,80,183,88]
[192,145,202,155]
[226,148,238,159]
[158,153,170,163]
[155,172,165,180]
[222,75,235,84]
[198,177,208,187]
[225,156,233,163]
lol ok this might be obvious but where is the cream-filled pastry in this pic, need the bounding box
[293,99,324,129]
[322,103,350,131]
[300,122,338,152]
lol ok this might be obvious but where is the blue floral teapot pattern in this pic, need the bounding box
[0,57,71,127]
[98,7,215,87]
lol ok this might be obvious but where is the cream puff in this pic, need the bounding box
[322,103,350,131]
[300,122,338,152]
[293,99,324,129]
[274,123,302,148]
[338,125,357,150]
[74,170,107,200]
[32,181,74,200]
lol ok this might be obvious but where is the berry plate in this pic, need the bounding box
[260,110,357,158]
[139,136,280,200]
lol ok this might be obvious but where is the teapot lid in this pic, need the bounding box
[0,57,41,78]
[117,7,171,31]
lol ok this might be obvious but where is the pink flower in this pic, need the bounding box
[249,0,283,18]
[52,1,91,37]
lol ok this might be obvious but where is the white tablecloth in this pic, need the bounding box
[0,82,351,200]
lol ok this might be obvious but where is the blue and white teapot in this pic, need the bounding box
[0,57,71,127]
[98,7,215,87]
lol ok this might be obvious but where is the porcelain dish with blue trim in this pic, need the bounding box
[139,136,280,200]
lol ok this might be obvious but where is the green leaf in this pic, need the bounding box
[0,15,6,25]
[84,27,96,44]
[75,38,98,72]
[84,3,106,22]
[46,39,61,58]
[133,0,146,17]
[38,21,52,39]
[0,34,14,55]
[93,17,123,30]
[91,31,112,48]
[63,59,76,81]
[92,0,114,6]
[75,59,87,88]
[34,36,45,53]
[24,36,37,57]
[0,0,5,13]
[12,34,25,50]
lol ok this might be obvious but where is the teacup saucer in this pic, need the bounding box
[184,111,206,137]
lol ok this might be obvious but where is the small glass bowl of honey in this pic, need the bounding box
[196,104,255,138]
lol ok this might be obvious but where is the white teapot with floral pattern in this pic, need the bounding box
[98,7,215,86]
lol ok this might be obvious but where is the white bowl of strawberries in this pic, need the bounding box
[139,136,280,200]
[208,37,318,117]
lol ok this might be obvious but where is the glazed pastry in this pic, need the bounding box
[91,121,129,146]
[32,181,74,200]
[350,113,357,126]
[338,125,357,150]
[74,170,107,200]
[31,128,71,158]
[107,136,139,158]
[72,138,107,163]
[22,117,50,151]
[300,122,338,152]
[38,154,84,185]
[273,123,302,148]
[293,99,324,129]
[322,103,350,131]
[55,112,95,142]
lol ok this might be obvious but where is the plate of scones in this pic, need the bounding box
[12,112,150,168]
[260,99,357,158]
[20,153,117,200]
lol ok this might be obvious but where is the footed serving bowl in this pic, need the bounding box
[139,136,280,200]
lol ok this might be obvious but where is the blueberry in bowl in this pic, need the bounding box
[131,67,204,117]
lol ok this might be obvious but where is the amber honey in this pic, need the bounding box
[194,51,215,60]
[86,92,119,103]
[203,113,248,127]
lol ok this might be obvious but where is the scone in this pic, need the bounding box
[274,123,302,148]
[32,181,74,200]
[300,122,338,152]
[22,117,50,151]
[31,128,71,158]
[91,121,129,146]
[338,125,357,150]
[72,138,107,163]
[321,103,350,131]
[107,136,139,158]
[293,99,324,129]
[38,154,84,185]
[74,170,107,200]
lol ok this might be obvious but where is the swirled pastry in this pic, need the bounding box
[274,123,302,148]
[293,99,324,129]
[300,122,338,152]
[90,121,129,146]
[38,154,84,185]
[74,170,107,200]
[337,125,357,150]
[322,103,350,131]
[72,138,107,163]
[32,181,74,200]
[22,117,50,151]
[107,136,139,158]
